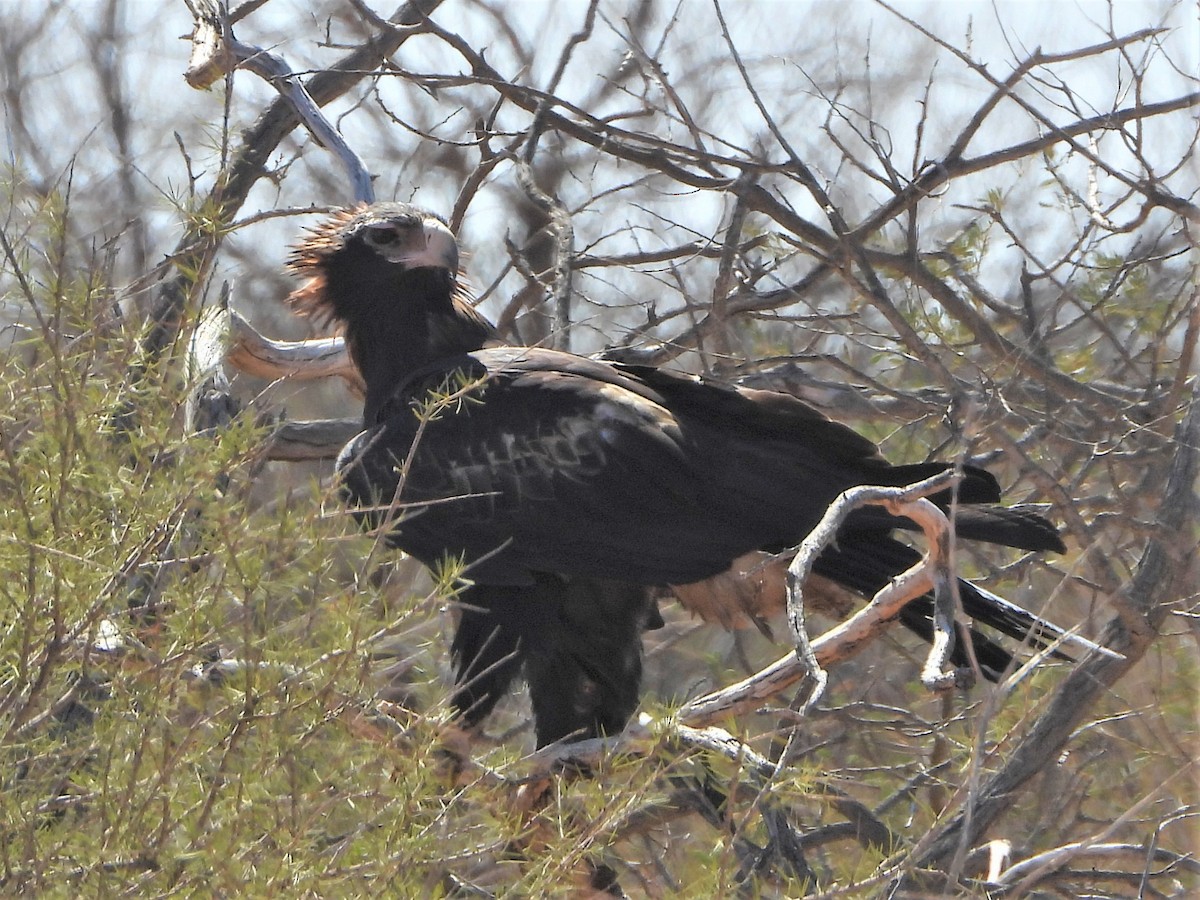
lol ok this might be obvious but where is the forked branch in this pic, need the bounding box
[680,470,967,727]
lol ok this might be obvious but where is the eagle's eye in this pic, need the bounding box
[362,223,404,248]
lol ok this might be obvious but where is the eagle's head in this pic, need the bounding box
[285,202,496,424]
[286,202,467,326]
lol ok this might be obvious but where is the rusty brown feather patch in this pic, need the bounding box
[284,205,366,326]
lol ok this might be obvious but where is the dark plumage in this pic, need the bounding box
[290,202,1076,748]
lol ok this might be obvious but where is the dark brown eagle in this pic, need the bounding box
[289,202,1077,748]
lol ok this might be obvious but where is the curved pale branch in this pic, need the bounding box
[679,471,966,727]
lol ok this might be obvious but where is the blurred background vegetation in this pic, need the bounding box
[1,1,1196,895]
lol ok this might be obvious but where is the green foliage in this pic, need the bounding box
[0,199,465,894]
[0,199,787,896]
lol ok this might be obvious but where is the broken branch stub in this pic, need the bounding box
[224,310,361,388]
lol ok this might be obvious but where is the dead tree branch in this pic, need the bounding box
[679,471,971,727]
[136,0,441,368]
[223,310,359,388]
